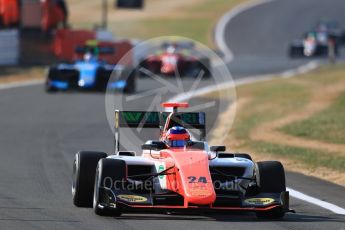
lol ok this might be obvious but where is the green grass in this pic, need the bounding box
[281,91,345,145]
[205,64,345,173]
[113,0,245,46]
[254,142,345,172]
[233,80,310,140]
[70,0,245,47]
[138,18,212,45]
[0,67,45,83]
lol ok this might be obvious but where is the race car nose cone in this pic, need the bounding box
[186,188,217,205]
[161,64,176,75]
[78,79,85,86]
[166,149,216,205]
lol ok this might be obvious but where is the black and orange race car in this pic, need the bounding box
[72,103,293,219]
[138,42,211,78]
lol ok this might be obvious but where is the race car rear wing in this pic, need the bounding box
[114,110,206,153]
[75,46,115,55]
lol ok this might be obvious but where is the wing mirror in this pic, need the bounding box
[210,146,226,152]
[142,143,161,159]
[209,146,226,160]
[141,144,158,150]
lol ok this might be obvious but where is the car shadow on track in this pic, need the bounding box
[114,212,345,223]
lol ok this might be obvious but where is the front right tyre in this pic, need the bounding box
[255,161,286,219]
[45,80,58,93]
[93,158,126,216]
[72,151,107,207]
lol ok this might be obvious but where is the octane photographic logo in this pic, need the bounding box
[105,36,236,152]
[103,177,243,192]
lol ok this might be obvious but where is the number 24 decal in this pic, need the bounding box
[187,176,207,183]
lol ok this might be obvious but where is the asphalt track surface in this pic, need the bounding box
[1,0,345,229]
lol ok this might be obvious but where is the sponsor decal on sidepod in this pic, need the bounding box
[117,195,148,203]
[244,198,275,206]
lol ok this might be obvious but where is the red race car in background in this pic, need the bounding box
[41,0,68,31]
[0,0,19,27]
[0,0,67,30]
[138,42,211,78]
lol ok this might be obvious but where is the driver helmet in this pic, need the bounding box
[83,52,93,62]
[165,126,190,148]
[166,45,176,54]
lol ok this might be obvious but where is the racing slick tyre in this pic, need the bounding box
[317,45,329,56]
[255,161,286,219]
[72,151,107,207]
[137,59,147,77]
[45,68,59,93]
[45,81,58,93]
[137,59,161,77]
[123,68,137,94]
[333,44,339,57]
[196,57,211,78]
[93,159,126,216]
[289,46,303,58]
[341,31,345,44]
[234,153,252,161]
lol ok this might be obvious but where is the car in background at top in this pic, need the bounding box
[314,19,345,45]
[138,41,211,78]
[289,31,338,58]
[0,0,20,27]
[45,40,136,93]
[116,0,144,9]
[0,0,67,30]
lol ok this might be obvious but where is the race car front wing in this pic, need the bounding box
[98,188,293,214]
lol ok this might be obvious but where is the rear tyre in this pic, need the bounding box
[46,69,59,93]
[72,151,107,207]
[334,44,339,57]
[255,161,286,219]
[196,57,211,78]
[289,46,303,58]
[93,159,126,216]
[341,31,345,44]
[45,81,58,93]
[317,45,329,56]
[123,68,137,94]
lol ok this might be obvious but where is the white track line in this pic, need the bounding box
[215,0,273,63]
[287,187,345,215]
[0,79,43,90]
[169,61,319,102]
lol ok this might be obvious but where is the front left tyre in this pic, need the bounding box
[289,45,303,58]
[123,68,137,94]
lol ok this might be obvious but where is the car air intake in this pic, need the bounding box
[118,151,136,156]
[210,166,245,183]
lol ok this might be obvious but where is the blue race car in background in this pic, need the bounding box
[45,44,136,93]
